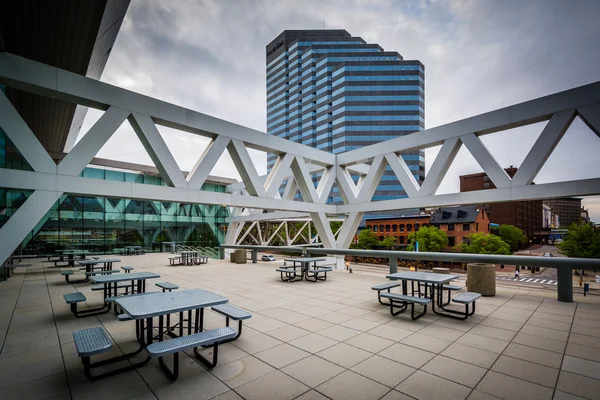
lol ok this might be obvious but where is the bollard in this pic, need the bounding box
[557,268,573,303]
[219,247,225,260]
[584,282,589,297]
[251,249,258,264]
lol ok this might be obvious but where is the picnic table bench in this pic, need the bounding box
[169,252,209,266]
[278,258,329,282]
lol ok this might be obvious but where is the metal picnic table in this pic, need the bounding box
[78,258,121,273]
[56,250,89,267]
[386,271,466,318]
[282,258,327,281]
[92,271,161,297]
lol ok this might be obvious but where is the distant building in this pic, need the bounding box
[543,204,560,228]
[364,215,430,246]
[543,198,582,227]
[459,167,542,244]
[430,205,490,248]
[581,207,591,223]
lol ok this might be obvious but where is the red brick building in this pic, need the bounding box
[430,205,490,247]
[365,215,431,245]
[459,167,542,244]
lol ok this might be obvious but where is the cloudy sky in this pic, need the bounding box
[80,0,600,220]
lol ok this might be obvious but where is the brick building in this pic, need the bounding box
[430,205,490,248]
[459,167,542,244]
[364,215,430,245]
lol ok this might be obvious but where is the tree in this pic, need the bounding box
[356,229,379,249]
[458,233,511,255]
[379,235,396,249]
[406,226,448,252]
[497,225,527,251]
[557,223,600,258]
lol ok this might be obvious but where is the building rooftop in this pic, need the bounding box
[365,215,430,221]
[430,205,482,224]
[1,254,599,399]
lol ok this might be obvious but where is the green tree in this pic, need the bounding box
[406,226,448,252]
[497,224,527,251]
[379,235,396,249]
[356,229,379,249]
[557,223,600,258]
[458,233,511,255]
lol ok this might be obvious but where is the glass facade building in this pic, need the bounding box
[0,129,228,256]
[266,30,425,205]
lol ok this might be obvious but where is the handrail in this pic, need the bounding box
[220,244,600,303]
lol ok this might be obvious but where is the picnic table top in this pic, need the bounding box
[116,288,228,319]
[386,271,459,284]
[91,271,160,284]
[78,258,121,265]
[284,258,327,263]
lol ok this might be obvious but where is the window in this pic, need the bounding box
[448,237,455,246]
[407,224,412,232]
[463,224,470,231]
[448,224,455,231]
[386,224,391,232]
[392,224,397,232]
[373,226,378,232]
[476,223,479,231]
[415,223,420,231]
[380,225,384,233]
[399,224,405,232]
[399,236,405,244]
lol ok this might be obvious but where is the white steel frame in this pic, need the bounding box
[0,53,599,264]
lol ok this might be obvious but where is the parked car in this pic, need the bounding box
[261,254,276,261]
[542,253,553,257]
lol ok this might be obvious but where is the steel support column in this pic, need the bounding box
[557,268,573,303]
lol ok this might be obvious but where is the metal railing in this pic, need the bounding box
[220,244,600,303]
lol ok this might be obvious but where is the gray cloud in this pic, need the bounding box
[79,0,600,220]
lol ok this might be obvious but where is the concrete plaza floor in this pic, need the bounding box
[1,254,600,400]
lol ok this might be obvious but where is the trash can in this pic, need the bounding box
[466,263,496,296]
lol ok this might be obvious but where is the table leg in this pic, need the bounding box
[179,312,184,337]
[187,310,192,335]
[146,317,153,345]
[158,316,164,341]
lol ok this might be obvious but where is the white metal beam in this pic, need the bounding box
[129,113,187,188]
[0,190,62,264]
[291,156,319,203]
[384,153,421,198]
[418,137,462,196]
[264,153,294,198]
[577,103,600,139]
[227,140,267,197]
[356,155,387,203]
[310,212,336,248]
[187,135,230,190]
[336,212,365,249]
[512,110,576,186]
[58,106,131,175]
[460,133,512,188]
[0,92,56,173]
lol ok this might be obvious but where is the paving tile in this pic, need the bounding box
[316,370,390,400]
[561,355,600,380]
[468,324,516,341]
[351,355,415,387]
[69,368,154,400]
[455,332,509,354]
[266,324,311,342]
[476,370,553,400]
[317,342,372,368]
[0,357,64,389]
[512,332,566,354]
[565,342,600,363]
[526,317,572,332]
[418,324,465,341]
[231,333,283,354]
[152,369,230,399]
[345,332,395,354]
[315,312,355,324]
[431,318,475,333]
[441,343,500,369]
[552,390,587,400]
[477,317,523,332]
[289,333,338,353]
[246,317,288,332]
[211,391,244,400]
[367,324,413,341]
[340,317,382,332]
[380,390,415,400]
[421,355,487,388]
[385,318,428,333]
[281,355,345,387]
[557,370,600,399]
[212,356,274,388]
[235,370,309,400]
[491,355,559,388]
[272,312,312,324]
[401,332,453,354]
[0,345,62,373]
[378,343,435,368]
[0,373,69,399]
[571,324,600,338]
[466,390,501,400]
[568,332,600,350]
[396,370,471,400]
[254,343,310,369]
[294,390,329,400]
[520,324,569,341]
[195,342,248,366]
[502,342,563,368]
[318,325,361,341]
[293,318,334,332]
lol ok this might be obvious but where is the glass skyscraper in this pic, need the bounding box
[266,30,424,205]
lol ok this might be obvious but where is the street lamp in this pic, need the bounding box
[529,240,533,254]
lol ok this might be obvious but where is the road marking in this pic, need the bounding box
[520,278,527,282]
[526,278,533,282]
[533,279,540,283]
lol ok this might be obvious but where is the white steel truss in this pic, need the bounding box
[0,53,600,264]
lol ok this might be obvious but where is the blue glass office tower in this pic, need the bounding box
[266,30,424,206]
